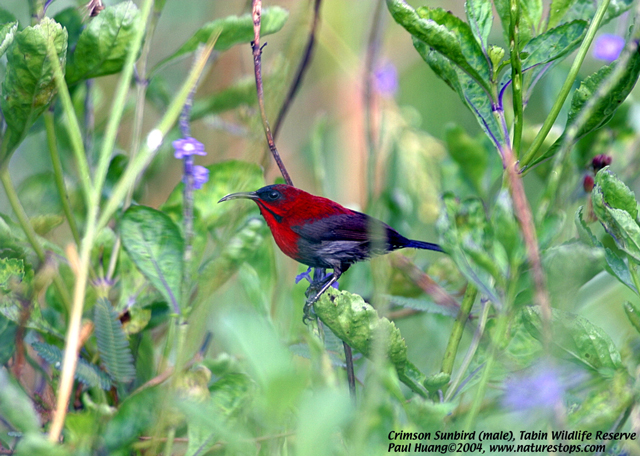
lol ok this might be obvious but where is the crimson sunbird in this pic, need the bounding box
[219,184,444,313]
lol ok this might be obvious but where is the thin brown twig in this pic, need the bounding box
[504,146,551,346]
[390,254,460,310]
[251,0,293,186]
[273,0,322,139]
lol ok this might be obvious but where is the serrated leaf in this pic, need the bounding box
[94,298,135,383]
[0,257,24,291]
[155,7,289,70]
[0,21,16,58]
[0,17,67,163]
[531,47,640,167]
[594,167,638,218]
[0,369,40,432]
[499,20,587,97]
[492,190,523,264]
[32,341,112,390]
[65,2,140,85]
[387,0,491,94]
[119,206,184,313]
[465,0,492,51]
[522,307,622,372]
[315,289,407,367]
[414,41,503,150]
[53,7,83,52]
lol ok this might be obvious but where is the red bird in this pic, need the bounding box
[219,184,443,312]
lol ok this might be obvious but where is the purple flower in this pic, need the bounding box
[502,362,571,415]
[593,34,625,62]
[295,266,339,289]
[191,165,209,190]
[374,62,398,98]
[173,137,206,159]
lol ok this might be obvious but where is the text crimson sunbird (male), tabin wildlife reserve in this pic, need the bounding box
[219,184,444,313]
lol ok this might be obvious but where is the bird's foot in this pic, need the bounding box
[302,291,321,324]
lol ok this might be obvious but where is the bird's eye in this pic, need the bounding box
[267,191,280,200]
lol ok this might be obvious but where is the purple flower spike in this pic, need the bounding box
[502,361,568,416]
[593,34,625,62]
[191,165,209,190]
[374,62,398,98]
[295,267,313,284]
[173,137,206,159]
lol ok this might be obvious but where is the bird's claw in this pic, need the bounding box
[302,291,320,324]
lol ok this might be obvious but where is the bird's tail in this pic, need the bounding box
[405,239,445,253]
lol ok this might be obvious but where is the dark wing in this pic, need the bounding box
[291,211,408,247]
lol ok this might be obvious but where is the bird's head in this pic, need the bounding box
[218,184,302,220]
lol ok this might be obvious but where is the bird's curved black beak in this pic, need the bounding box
[218,191,259,203]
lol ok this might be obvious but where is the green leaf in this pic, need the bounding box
[0,313,17,364]
[624,301,640,334]
[548,0,579,29]
[532,48,640,167]
[594,167,638,218]
[65,2,141,85]
[0,368,40,432]
[444,124,488,194]
[0,6,17,25]
[190,76,261,120]
[0,21,17,58]
[0,257,24,291]
[163,160,265,230]
[592,168,640,263]
[492,190,523,264]
[542,242,604,308]
[154,7,289,70]
[465,0,492,51]
[119,206,184,313]
[575,206,637,292]
[94,298,136,383]
[14,434,70,456]
[386,0,491,93]
[32,341,112,390]
[493,0,541,51]
[197,218,266,297]
[0,17,67,163]
[522,306,622,372]
[53,7,84,53]
[436,193,502,305]
[559,0,633,28]
[103,387,160,452]
[414,41,503,150]
[517,20,587,90]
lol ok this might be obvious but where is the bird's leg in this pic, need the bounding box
[303,267,342,323]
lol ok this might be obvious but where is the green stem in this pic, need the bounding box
[444,298,490,402]
[441,284,477,376]
[45,39,92,207]
[0,167,71,310]
[630,263,640,298]
[96,41,216,232]
[509,0,523,157]
[44,111,81,246]
[463,312,509,430]
[520,0,611,169]
[92,0,155,207]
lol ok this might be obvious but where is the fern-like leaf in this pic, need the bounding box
[32,341,112,390]
[94,298,136,383]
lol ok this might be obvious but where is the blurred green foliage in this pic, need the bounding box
[1,0,640,455]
